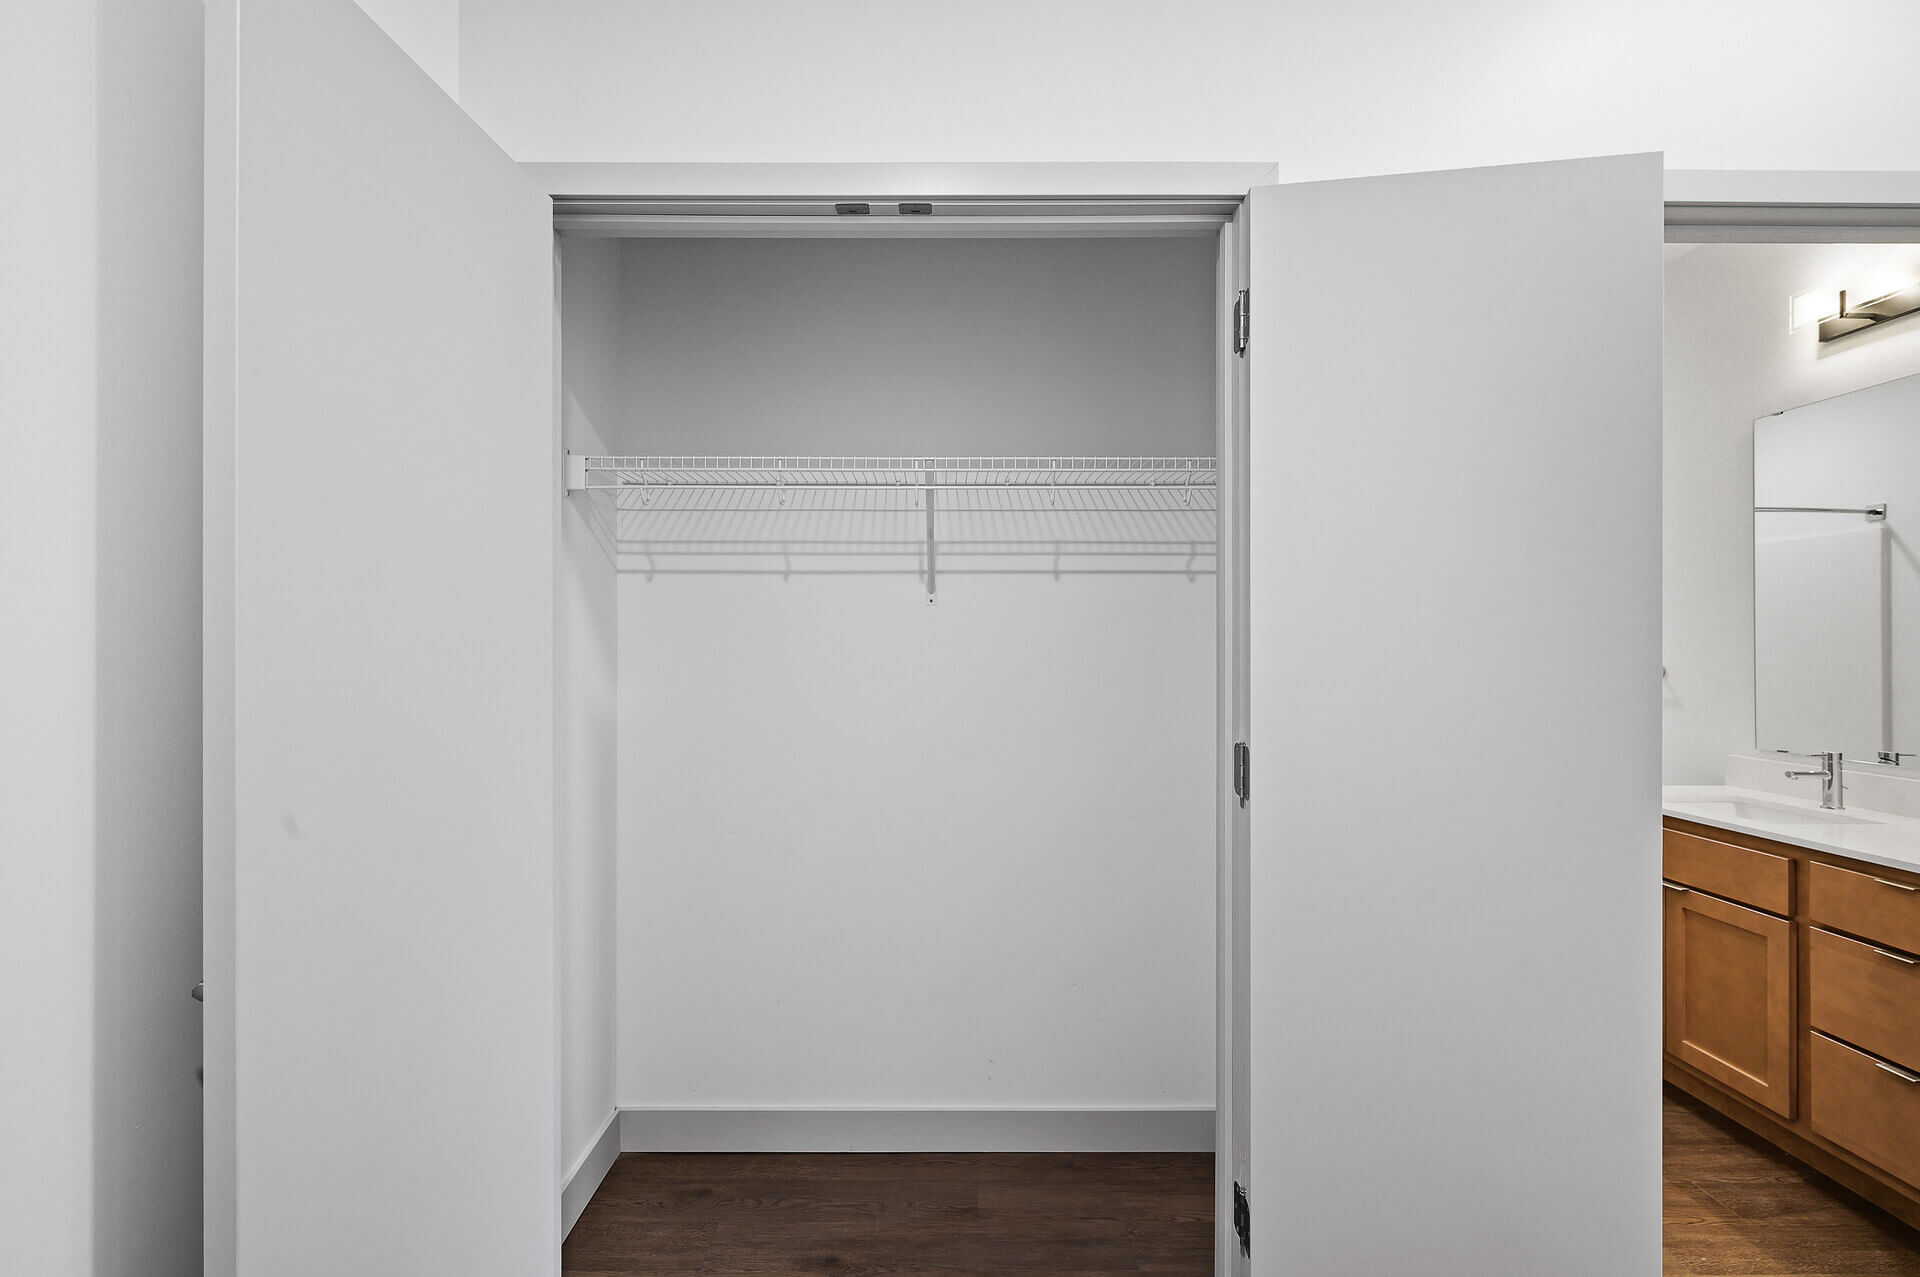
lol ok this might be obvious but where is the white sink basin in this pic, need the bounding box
[1681,798,1878,827]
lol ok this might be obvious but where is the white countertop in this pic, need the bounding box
[1664,785,1920,876]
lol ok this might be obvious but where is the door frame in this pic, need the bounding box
[1665,169,1920,241]
[537,162,1265,1272]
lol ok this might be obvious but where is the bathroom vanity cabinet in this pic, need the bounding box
[1664,817,1920,1228]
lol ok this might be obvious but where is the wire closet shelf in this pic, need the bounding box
[567,455,1219,494]
[565,454,1220,604]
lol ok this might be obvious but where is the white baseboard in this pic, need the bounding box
[618,1106,1215,1153]
[561,1110,622,1238]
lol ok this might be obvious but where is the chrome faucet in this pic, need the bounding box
[1785,751,1844,810]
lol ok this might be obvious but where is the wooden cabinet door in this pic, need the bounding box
[1664,883,1795,1117]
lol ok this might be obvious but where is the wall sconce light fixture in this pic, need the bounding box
[1790,270,1920,342]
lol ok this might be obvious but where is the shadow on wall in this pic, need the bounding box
[599,488,1218,583]
[93,1,205,1275]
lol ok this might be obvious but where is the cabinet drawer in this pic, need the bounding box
[1811,861,1920,954]
[1810,1031,1920,1189]
[1809,928,1920,1072]
[1664,827,1792,915]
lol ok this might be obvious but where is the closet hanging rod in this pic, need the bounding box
[587,480,1216,490]
[1754,503,1887,521]
[565,454,1219,494]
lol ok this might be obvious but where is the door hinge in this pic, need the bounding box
[1233,1181,1250,1257]
[1233,742,1250,808]
[1232,289,1250,356]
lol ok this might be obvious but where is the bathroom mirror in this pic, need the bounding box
[1754,371,1920,765]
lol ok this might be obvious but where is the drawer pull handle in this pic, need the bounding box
[1873,877,1918,892]
[1871,946,1919,965]
[1814,1031,1920,1082]
[1873,1058,1920,1084]
[1662,882,1690,893]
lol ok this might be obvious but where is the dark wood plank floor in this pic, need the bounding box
[1665,1086,1920,1275]
[564,1095,1920,1275]
[563,1150,1214,1276]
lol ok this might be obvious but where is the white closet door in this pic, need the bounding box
[1242,155,1662,1275]
[203,2,557,1274]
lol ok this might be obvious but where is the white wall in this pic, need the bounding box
[94,4,207,1272]
[457,0,1920,175]
[612,238,1217,455]
[595,236,1218,1115]
[0,2,205,1273]
[352,0,459,96]
[1663,244,1920,783]
[0,5,102,1268]
[558,236,621,1174]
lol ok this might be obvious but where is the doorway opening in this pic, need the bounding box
[552,196,1244,1275]
[1660,226,1920,1266]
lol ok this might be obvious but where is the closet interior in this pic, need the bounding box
[553,223,1227,1229]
